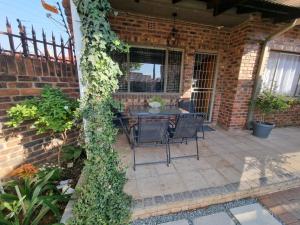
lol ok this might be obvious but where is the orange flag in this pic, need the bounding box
[41,0,59,14]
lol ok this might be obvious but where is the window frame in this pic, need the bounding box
[265,50,300,97]
[118,44,184,94]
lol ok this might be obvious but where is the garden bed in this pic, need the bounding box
[0,151,85,225]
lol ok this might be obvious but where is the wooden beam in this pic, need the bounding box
[212,0,242,16]
[172,0,182,4]
[236,6,254,14]
[274,13,300,23]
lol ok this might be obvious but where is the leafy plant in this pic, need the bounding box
[0,170,69,225]
[255,91,291,122]
[37,163,63,182]
[61,145,84,162]
[6,86,79,165]
[70,0,132,224]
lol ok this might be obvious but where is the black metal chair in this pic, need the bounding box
[178,99,206,139]
[167,113,205,162]
[111,103,131,143]
[131,115,170,170]
[178,99,195,113]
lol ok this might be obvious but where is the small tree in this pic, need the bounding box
[255,91,290,123]
[6,86,79,165]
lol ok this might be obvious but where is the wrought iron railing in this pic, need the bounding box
[0,17,75,64]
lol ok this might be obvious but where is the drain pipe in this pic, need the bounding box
[246,18,300,129]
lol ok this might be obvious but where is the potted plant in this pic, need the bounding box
[253,91,290,138]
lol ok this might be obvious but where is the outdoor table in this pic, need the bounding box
[128,105,188,117]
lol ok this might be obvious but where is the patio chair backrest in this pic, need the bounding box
[172,113,205,139]
[178,99,195,113]
[137,115,169,144]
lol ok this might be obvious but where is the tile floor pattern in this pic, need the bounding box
[115,127,300,217]
[260,187,300,225]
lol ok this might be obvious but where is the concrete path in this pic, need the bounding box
[156,203,282,225]
[132,200,283,225]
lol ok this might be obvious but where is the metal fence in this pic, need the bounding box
[0,18,75,64]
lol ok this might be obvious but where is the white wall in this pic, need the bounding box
[70,0,84,97]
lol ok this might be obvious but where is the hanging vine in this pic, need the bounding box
[70,0,131,224]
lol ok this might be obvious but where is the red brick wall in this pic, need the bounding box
[225,17,300,128]
[0,54,79,178]
[110,12,300,129]
[109,12,230,125]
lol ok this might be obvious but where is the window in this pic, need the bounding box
[263,51,300,96]
[113,47,183,93]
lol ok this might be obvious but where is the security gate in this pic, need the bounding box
[191,52,218,122]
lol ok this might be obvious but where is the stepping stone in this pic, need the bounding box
[230,203,282,225]
[159,219,189,225]
[193,212,235,225]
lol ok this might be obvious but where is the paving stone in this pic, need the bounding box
[230,203,282,225]
[193,212,235,225]
[158,219,189,225]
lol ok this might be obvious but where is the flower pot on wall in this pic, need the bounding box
[252,121,275,138]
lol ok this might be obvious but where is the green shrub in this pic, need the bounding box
[255,91,291,122]
[70,0,132,224]
[61,145,84,162]
[0,169,68,225]
[6,86,79,165]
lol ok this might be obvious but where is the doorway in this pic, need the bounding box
[191,52,218,122]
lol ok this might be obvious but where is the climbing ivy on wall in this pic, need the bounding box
[70,0,131,224]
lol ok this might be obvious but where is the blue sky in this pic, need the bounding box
[0,0,69,50]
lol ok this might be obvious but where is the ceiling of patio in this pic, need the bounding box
[110,0,300,27]
[110,0,249,27]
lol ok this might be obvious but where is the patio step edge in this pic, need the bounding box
[131,175,300,220]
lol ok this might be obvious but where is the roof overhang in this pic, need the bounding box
[110,0,300,27]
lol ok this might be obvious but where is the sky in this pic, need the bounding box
[0,0,69,51]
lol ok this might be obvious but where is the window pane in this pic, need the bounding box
[167,51,182,92]
[263,51,300,96]
[129,48,165,92]
[262,52,280,91]
[111,51,128,92]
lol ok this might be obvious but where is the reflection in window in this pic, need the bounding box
[113,47,182,93]
[111,51,128,92]
[167,51,182,92]
[129,48,165,92]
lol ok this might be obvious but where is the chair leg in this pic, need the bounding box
[168,142,171,164]
[132,145,136,171]
[165,143,169,167]
[202,125,205,139]
[196,137,199,160]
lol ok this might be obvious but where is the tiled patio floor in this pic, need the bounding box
[115,127,300,219]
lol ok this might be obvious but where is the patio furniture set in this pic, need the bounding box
[113,100,207,170]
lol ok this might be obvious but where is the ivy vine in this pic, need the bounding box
[70,0,131,224]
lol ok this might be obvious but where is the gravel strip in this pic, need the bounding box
[131,198,285,225]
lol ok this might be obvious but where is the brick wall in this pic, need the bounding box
[109,12,230,125]
[0,54,79,178]
[109,12,300,129]
[225,17,300,128]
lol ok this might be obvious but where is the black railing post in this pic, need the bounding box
[52,32,58,61]
[17,19,29,57]
[32,25,39,57]
[42,29,49,59]
[6,17,15,54]
[60,36,65,62]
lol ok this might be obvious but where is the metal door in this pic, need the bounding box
[191,52,218,122]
